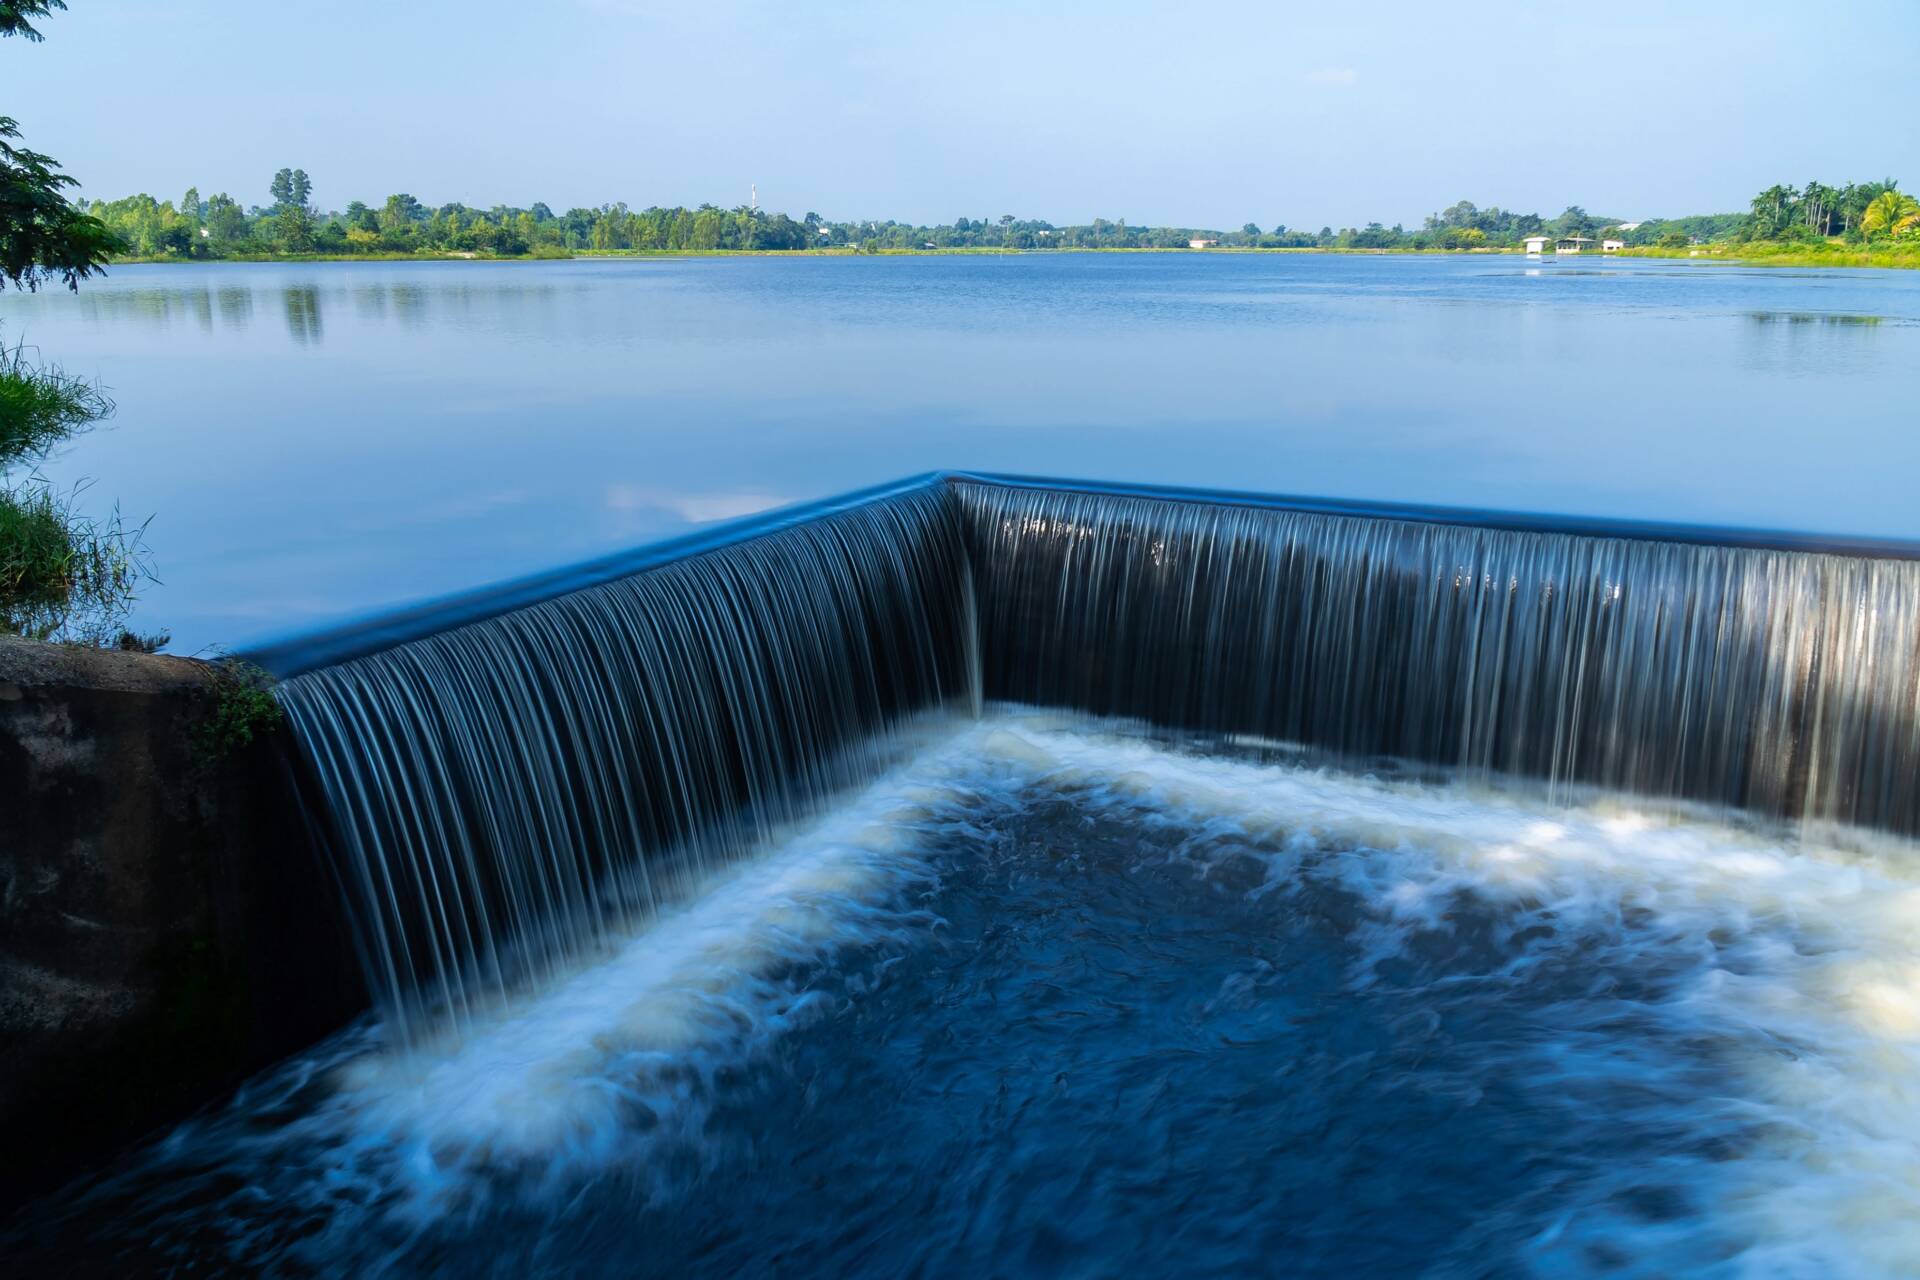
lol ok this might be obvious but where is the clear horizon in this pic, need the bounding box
[8,0,1920,229]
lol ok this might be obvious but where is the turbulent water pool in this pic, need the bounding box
[9,711,1919,1276]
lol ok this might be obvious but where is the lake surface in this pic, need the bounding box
[4,253,1918,653]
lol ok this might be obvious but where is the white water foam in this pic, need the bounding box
[56,717,1008,1266]
[40,710,1920,1275]
[977,713,1920,1278]
[309,717,1003,1216]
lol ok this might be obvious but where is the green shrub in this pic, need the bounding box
[0,480,149,641]
[195,661,284,761]
[0,483,73,620]
[0,336,112,465]
[0,328,151,643]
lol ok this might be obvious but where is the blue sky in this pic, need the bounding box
[10,0,1918,228]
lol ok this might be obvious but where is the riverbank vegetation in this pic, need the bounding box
[90,176,1619,258]
[0,334,151,645]
[87,169,1920,269]
[1624,180,1920,267]
[3,0,154,646]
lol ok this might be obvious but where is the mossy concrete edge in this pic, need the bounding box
[0,637,362,1208]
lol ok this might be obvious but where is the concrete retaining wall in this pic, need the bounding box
[0,637,361,1206]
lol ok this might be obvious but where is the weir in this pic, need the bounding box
[266,480,975,1042]
[959,477,1920,834]
[256,473,1920,1041]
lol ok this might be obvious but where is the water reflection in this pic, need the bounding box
[1735,308,1892,378]
[72,288,192,327]
[187,289,213,333]
[283,286,323,345]
[1747,310,1886,326]
[40,275,584,344]
[350,283,431,329]
[216,286,253,330]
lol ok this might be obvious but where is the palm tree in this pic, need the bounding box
[1749,184,1795,238]
[1860,190,1920,239]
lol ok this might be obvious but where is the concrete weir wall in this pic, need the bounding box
[8,471,1920,1210]
[0,638,360,1206]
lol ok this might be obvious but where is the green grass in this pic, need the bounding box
[0,485,77,622]
[0,481,150,642]
[1,337,113,466]
[0,330,148,643]
[1621,240,1920,269]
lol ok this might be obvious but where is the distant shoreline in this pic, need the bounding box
[104,245,1919,270]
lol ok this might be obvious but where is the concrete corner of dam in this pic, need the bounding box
[0,637,358,1204]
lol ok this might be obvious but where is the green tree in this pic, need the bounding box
[203,192,246,246]
[1839,180,1896,235]
[1551,205,1595,238]
[0,0,65,40]
[1748,184,1796,238]
[690,207,723,250]
[277,203,314,252]
[1861,189,1920,239]
[269,167,315,252]
[268,167,311,211]
[379,192,424,231]
[0,118,119,290]
[1799,180,1838,236]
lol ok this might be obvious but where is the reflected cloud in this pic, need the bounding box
[605,485,791,524]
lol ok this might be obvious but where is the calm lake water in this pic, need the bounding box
[4,253,1918,653]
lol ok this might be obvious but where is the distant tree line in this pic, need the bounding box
[83,170,1920,262]
[1736,179,1914,242]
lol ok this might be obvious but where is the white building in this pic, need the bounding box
[1602,238,1626,253]
[1522,234,1551,255]
[1189,238,1219,249]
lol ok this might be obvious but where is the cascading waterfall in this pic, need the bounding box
[956,478,1920,835]
[271,474,1920,1046]
[24,473,1920,1275]
[273,481,976,1043]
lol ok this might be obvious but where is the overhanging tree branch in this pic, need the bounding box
[0,1,68,42]
[0,117,122,291]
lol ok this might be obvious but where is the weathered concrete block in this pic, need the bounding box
[0,638,361,1206]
